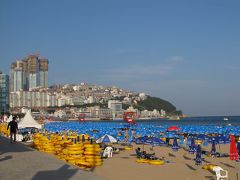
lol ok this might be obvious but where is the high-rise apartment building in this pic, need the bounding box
[27,55,39,89]
[10,54,49,92]
[39,59,48,88]
[0,71,9,114]
[9,90,57,109]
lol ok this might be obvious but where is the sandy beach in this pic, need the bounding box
[94,143,240,180]
[1,134,239,180]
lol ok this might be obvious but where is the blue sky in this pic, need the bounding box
[1,0,240,116]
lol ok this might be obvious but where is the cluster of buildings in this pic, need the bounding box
[0,72,9,114]
[0,54,167,119]
[0,54,51,114]
[10,54,48,91]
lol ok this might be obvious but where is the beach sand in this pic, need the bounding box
[94,143,240,180]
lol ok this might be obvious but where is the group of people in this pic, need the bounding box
[136,147,162,160]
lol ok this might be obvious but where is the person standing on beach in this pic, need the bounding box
[7,116,18,144]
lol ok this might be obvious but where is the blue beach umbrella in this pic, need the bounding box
[203,140,208,146]
[211,139,217,156]
[187,137,191,146]
[172,137,179,151]
[96,134,117,143]
[179,135,184,145]
[237,141,240,160]
[135,136,166,150]
[135,136,147,144]
[189,138,196,154]
[195,145,202,165]
[148,137,166,146]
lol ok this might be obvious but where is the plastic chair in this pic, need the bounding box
[212,166,228,180]
[16,134,23,142]
[103,147,113,158]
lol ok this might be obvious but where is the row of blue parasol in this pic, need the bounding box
[44,121,240,141]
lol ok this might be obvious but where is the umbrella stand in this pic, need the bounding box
[218,144,221,154]
[235,161,239,180]
[150,145,154,151]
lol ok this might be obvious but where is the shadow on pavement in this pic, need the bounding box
[205,175,215,180]
[207,169,215,175]
[220,162,235,168]
[202,159,211,163]
[168,153,176,157]
[0,155,12,161]
[0,136,34,155]
[32,164,78,180]
[183,155,191,160]
[121,157,130,159]
[185,163,197,171]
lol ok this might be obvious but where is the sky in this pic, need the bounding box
[0,0,240,116]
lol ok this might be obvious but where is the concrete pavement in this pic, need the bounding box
[0,136,105,180]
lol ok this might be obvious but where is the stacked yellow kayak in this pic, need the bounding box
[33,134,62,154]
[48,134,65,156]
[75,143,102,168]
[62,143,84,164]
[0,124,9,136]
[33,133,45,150]
[32,133,103,169]
[35,135,55,154]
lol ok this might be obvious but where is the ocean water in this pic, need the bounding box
[134,116,240,126]
[109,116,240,126]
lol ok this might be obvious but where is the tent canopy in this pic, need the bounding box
[6,115,13,123]
[18,111,42,129]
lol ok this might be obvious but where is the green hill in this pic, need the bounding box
[134,96,182,115]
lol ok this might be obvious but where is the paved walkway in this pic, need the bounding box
[0,136,105,180]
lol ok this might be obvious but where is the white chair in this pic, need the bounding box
[212,166,228,180]
[103,147,113,158]
[16,134,23,142]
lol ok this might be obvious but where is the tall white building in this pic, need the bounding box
[10,61,27,92]
[9,90,56,109]
[39,59,48,88]
[108,100,123,117]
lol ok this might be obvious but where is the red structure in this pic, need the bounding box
[123,112,136,124]
[167,126,180,131]
[229,135,239,160]
[79,114,86,122]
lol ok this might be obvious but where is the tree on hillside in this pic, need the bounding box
[137,96,178,113]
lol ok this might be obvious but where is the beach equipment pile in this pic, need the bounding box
[0,123,9,137]
[82,143,102,167]
[32,133,103,169]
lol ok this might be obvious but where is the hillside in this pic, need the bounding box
[134,96,182,115]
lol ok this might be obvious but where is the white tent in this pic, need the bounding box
[6,115,13,123]
[18,110,42,129]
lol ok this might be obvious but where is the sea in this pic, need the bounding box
[107,116,240,126]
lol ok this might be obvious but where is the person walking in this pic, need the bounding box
[7,116,18,143]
